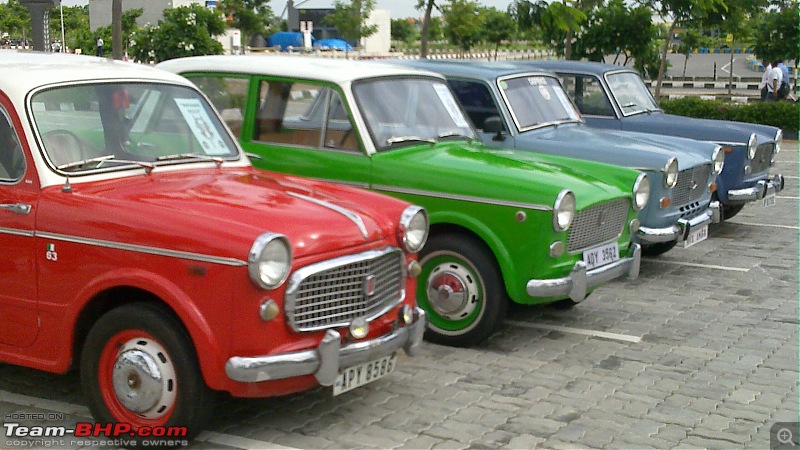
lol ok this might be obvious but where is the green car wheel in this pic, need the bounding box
[417,234,507,347]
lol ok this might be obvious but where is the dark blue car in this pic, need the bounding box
[521,60,784,220]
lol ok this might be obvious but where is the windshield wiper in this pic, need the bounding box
[57,155,154,174]
[156,153,224,168]
[385,136,436,146]
[57,155,116,170]
[437,131,474,142]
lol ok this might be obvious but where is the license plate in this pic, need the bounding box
[583,242,619,270]
[683,224,708,248]
[763,192,776,207]
[333,354,397,396]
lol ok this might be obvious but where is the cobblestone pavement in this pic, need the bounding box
[1,144,797,449]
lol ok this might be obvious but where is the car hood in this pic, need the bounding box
[375,141,629,209]
[520,123,713,171]
[623,111,781,145]
[39,168,393,260]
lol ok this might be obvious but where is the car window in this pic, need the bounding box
[189,76,249,137]
[447,79,502,132]
[255,80,323,148]
[353,77,476,151]
[560,75,615,117]
[0,108,25,181]
[31,82,239,173]
[498,75,581,131]
[323,89,359,153]
[605,72,660,116]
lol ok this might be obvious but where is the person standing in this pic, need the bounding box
[96,37,104,57]
[760,60,773,100]
[777,60,791,100]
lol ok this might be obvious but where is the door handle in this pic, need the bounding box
[0,203,32,215]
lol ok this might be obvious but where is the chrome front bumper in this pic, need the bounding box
[636,202,720,244]
[526,243,641,303]
[727,174,785,203]
[225,308,427,385]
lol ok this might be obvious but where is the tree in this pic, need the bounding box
[391,18,417,44]
[416,0,439,58]
[112,0,122,59]
[509,0,586,59]
[481,7,516,60]
[573,0,657,66]
[752,5,798,63]
[324,0,378,49]
[129,4,225,63]
[75,8,141,57]
[217,0,273,48]
[677,28,702,78]
[441,0,482,53]
[0,0,31,41]
[47,5,89,51]
[639,0,726,100]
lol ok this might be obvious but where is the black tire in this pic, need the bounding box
[722,203,745,220]
[641,240,678,257]
[551,298,579,310]
[416,233,508,347]
[80,303,214,445]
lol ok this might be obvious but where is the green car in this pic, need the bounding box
[158,55,649,346]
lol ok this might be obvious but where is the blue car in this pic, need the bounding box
[392,59,724,256]
[521,60,784,220]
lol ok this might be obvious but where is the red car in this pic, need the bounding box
[0,51,427,441]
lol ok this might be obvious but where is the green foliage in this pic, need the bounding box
[324,0,378,45]
[391,18,417,43]
[441,0,483,52]
[509,0,585,57]
[752,5,799,63]
[129,5,224,63]
[73,8,141,57]
[481,7,517,56]
[573,0,656,65]
[0,0,31,40]
[660,97,799,132]
[47,5,89,50]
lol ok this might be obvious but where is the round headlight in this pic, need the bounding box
[632,173,649,211]
[553,190,576,232]
[775,129,783,154]
[747,133,757,159]
[664,157,678,188]
[398,206,429,253]
[248,233,292,290]
[712,145,725,175]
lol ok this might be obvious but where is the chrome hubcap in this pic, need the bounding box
[111,338,176,419]
[426,263,478,320]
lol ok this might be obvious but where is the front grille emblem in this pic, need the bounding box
[597,209,607,226]
[363,275,376,297]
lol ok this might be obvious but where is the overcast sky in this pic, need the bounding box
[53,0,515,20]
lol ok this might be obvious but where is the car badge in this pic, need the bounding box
[597,209,607,226]
[363,275,376,297]
[691,179,698,190]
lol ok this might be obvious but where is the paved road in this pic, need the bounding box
[1,143,797,449]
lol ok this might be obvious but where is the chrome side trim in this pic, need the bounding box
[0,227,35,238]
[287,191,369,239]
[35,232,247,266]
[372,185,551,211]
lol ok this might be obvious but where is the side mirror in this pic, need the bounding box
[484,116,505,141]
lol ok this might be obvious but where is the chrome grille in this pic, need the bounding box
[751,143,774,174]
[673,165,711,206]
[285,247,404,332]
[567,198,629,253]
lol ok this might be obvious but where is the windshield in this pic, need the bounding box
[31,82,239,173]
[499,75,582,131]
[605,72,660,116]
[353,77,476,151]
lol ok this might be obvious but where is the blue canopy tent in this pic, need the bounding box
[315,38,354,52]
[267,32,314,51]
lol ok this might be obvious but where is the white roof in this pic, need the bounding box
[156,55,444,85]
[0,50,194,100]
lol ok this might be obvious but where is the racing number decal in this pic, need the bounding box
[46,243,58,261]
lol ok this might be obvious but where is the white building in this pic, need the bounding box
[89,0,204,30]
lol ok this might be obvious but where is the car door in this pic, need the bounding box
[0,101,39,347]
[239,78,372,188]
[557,74,622,130]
